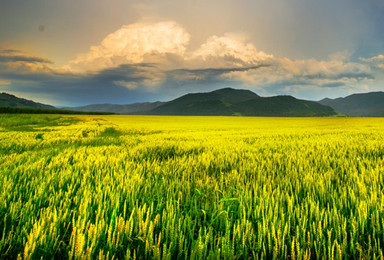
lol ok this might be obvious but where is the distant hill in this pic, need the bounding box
[150,88,260,115]
[0,93,114,115]
[234,95,338,116]
[1,89,342,116]
[150,88,338,116]
[64,102,165,114]
[0,92,55,109]
[318,92,384,116]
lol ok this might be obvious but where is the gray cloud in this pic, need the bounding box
[303,72,374,81]
[0,65,161,106]
[0,55,52,64]
[0,50,53,64]
[0,15,382,106]
[321,82,346,88]
[0,61,271,105]
[0,53,379,106]
[0,49,20,54]
[172,64,271,75]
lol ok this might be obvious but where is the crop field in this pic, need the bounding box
[1,114,384,259]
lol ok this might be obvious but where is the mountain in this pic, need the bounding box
[0,92,55,109]
[150,88,338,116]
[318,92,384,116]
[1,89,340,116]
[150,88,259,116]
[64,102,165,114]
[233,95,338,116]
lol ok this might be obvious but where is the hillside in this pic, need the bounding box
[0,92,55,109]
[150,88,338,116]
[0,93,114,114]
[235,95,337,116]
[64,102,165,114]
[1,89,340,116]
[319,92,384,116]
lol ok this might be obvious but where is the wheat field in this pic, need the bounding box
[1,114,384,259]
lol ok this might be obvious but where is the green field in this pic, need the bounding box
[1,114,384,259]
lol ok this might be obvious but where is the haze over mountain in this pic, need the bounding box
[319,92,384,117]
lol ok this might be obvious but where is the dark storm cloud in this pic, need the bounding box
[91,63,157,82]
[0,63,168,105]
[167,64,271,85]
[0,63,157,86]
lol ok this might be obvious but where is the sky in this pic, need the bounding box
[0,0,384,106]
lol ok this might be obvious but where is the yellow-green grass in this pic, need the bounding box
[1,114,384,259]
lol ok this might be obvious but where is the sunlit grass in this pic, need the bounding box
[1,115,384,258]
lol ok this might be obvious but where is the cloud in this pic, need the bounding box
[187,33,273,69]
[0,79,10,85]
[278,58,371,78]
[67,21,190,72]
[65,23,276,89]
[360,54,384,63]
[168,65,270,83]
[0,49,20,54]
[0,49,55,79]
[0,49,53,64]
[220,56,373,91]
[0,55,52,64]
[63,20,376,94]
[113,80,139,89]
[91,63,167,90]
[0,62,165,105]
[360,54,384,70]
[1,20,382,105]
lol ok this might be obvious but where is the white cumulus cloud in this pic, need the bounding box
[67,21,191,72]
[188,33,273,69]
[360,54,384,70]
[63,20,376,92]
[360,54,384,63]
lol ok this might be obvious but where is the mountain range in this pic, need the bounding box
[1,89,384,117]
[149,88,337,116]
[319,92,384,117]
